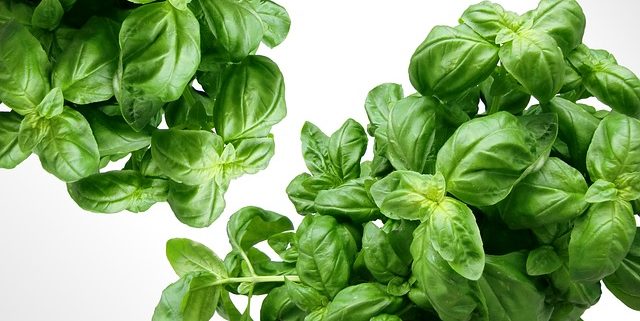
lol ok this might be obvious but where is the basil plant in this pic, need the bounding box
[154,0,640,320]
[0,0,290,227]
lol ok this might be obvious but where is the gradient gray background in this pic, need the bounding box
[1,1,639,320]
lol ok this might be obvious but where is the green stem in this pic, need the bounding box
[210,275,300,287]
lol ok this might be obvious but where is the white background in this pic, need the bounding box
[1,0,640,320]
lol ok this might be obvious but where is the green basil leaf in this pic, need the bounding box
[227,136,275,177]
[526,246,562,276]
[499,157,588,229]
[32,0,63,31]
[260,286,306,321]
[604,229,640,305]
[479,253,553,321]
[300,121,330,175]
[410,222,486,321]
[167,180,226,228]
[152,273,220,321]
[286,173,321,215]
[0,112,30,169]
[214,55,286,142]
[227,207,294,253]
[284,278,328,312]
[117,2,200,130]
[165,87,214,130]
[83,110,152,157]
[429,198,485,281]
[459,1,517,42]
[436,112,539,207]
[545,97,600,171]
[52,17,120,105]
[569,200,637,282]
[386,96,456,174]
[314,178,380,224]
[323,283,404,321]
[362,222,411,283]
[251,0,290,48]
[616,172,640,201]
[370,315,402,321]
[296,215,357,298]
[166,238,228,278]
[587,113,640,183]
[151,129,224,186]
[67,170,168,213]
[585,179,619,203]
[409,24,499,99]
[327,119,368,181]
[193,0,263,61]
[0,1,34,26]
[169,0,191,11]
[499,29,565,102]
[35,107,99,182]
[527,0,586,54]
[18,112,49,152]
[0,21,51,115]
[370,171,446,221]
[364,83,403,135]
[35,88,64,119]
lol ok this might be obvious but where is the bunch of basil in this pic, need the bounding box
[155,0,640,320]
[0,0,290,227]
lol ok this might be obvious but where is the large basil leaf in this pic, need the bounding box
[260,286,306,321]
[410,222,487,321]
[362,222,412,283]
[314,179,380,224]
[428,198,485,281]
[604,228,640,310]
[479,253,552,321]
[364,83,403,135]
[214,55,286,142]
[167,181,226,228]
[587,113,640,184]
[227,206,293,255]
[193,0,263,61]
[527,0,586,54]
[0,112,30,169]
[0,1,34,26]
[300,121,330,175]
[499,29,564,103]
[409,24,499,99]
[323,283,404,321]
[296,215,357,298]
[251,0,290,48]
[459,1,517,42]
[0,21,51,115]
[83,110,152,157]
[568,45,640,118]
[370,171,445,221]
[327,119,368,181]
[52,17,120,104]
[152,273,219,321]
[35,107,100,182]
[436,112,539,207]
[117,2,200,130]
[499,157,589,229]
[545,97,600,171]
[67,170,168,213]
[386,96,455,174]
[151,130,224,186]
[569,200,637,282]
[32,0,63,31]
[166,238,228,279]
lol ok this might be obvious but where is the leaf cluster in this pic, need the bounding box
[156,0,640,320]
[0,0,291,227]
